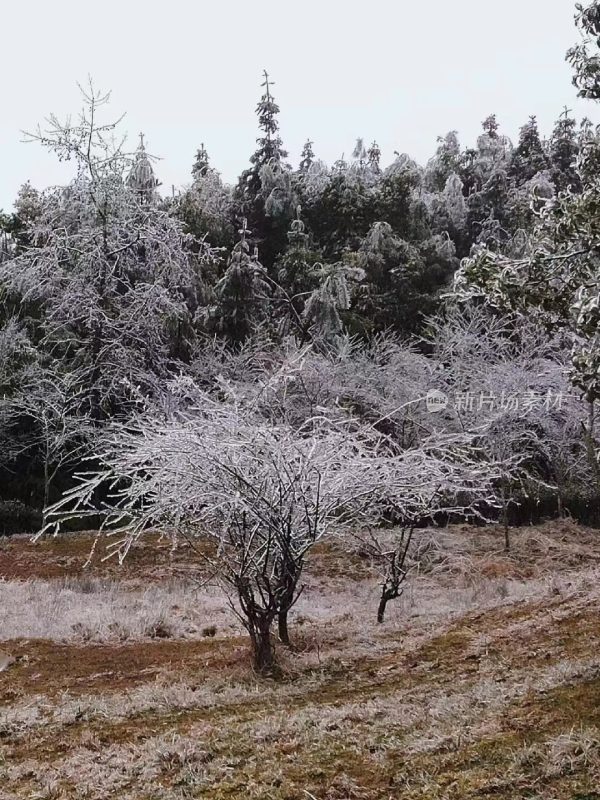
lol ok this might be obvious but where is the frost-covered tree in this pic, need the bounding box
[191,143,210,180]
[354,222,457,334]
[47,368,506,669]
[424,131,462,192]
[177,161,235,249]
[453,3,600,478]
[368,141,382,173]
[275,207,321,338]
[510,116,550,185]
[205,219,271,344]
[2,182,43,253]
[428,305,590,538]
[3,370,94,529]
[0,84,213,420]
[236,71,292,269]
[46,390,424,671]
[298,139,315,173]
[567,1,600,99]
[303,261,364,346]
[549,108,581,193]
[126,133,160,202]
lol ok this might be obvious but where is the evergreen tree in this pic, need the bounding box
[549,108,581,193]
[427,173,469,256]
[0,88,209,421]
[0,182,43,254]
[510,116,550,185]
[235,71,292,270]
[302,165,376,259]
[456,0,600,470]
[275,207,321,336]
[424,131,461,192]
[207,219,271,344]
[352,138,367,166]
[353,222,456,334]
[461,117,513,247]
[482,114,500,138]
[299,139,315,172]
[126,133,160,203]
[192,143,210,180]
[368,141,381,173]
[177,167,235,250]
[474,115,512,185]
[303,261,364,346]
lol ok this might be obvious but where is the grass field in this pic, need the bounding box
[1,520,600,799]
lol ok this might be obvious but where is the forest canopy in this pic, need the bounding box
[1,4,600,550]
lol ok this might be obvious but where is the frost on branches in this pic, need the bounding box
[46,372,501,673]
[452,1,600,482]
[0,83,214,421]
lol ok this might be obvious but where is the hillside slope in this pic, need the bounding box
[1,521,600,799]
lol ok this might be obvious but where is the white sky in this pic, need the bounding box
[0,0,596,211]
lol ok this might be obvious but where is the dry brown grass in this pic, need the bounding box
[1,521,600,798]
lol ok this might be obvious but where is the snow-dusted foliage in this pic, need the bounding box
[0,83,214,420]
[47,378,501,670]
[2,5,600,678]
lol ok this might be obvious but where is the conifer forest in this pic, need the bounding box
[2,3,600,798]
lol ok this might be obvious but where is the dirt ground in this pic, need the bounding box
[1,519,600,799]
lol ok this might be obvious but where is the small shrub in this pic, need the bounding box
[145,619,175,639]
[0,500,41,536]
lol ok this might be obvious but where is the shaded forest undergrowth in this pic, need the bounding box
[1,520,600,799]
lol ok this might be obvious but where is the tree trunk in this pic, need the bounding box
[585,399,600,490]
[377,594,389,624]
[41,450,50,534]
[275,556,302,647]
[278,609,291,646]
[501,488,510,552]
[250,618,276,675]
[557,490,563,519]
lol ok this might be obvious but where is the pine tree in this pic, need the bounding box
[549,108,581,193]
[303,261,364,346]
[276,206,321,336]
[510,116,549,185]
[235,71,292,270]
[299,139,315,172]
[368,141,381,173]
[424,131,461,192]
[353,222,455,334]
[192,143,210,180]
[352,138,367,166]
[208,219,271,343]
[1,182,44,253]
[126,133,160,203]
[239,70,288,205]
[0,88,210,421]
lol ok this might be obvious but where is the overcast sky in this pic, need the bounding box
[0,0,596,211]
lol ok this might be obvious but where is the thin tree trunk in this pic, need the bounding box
[557,490,563,519]
[277,610,290,646]
[585,399,600,490]
[503,513,510,552]
[501,485,510,552]
[42,448,50,534]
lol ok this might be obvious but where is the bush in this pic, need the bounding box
[0,500,41,536]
